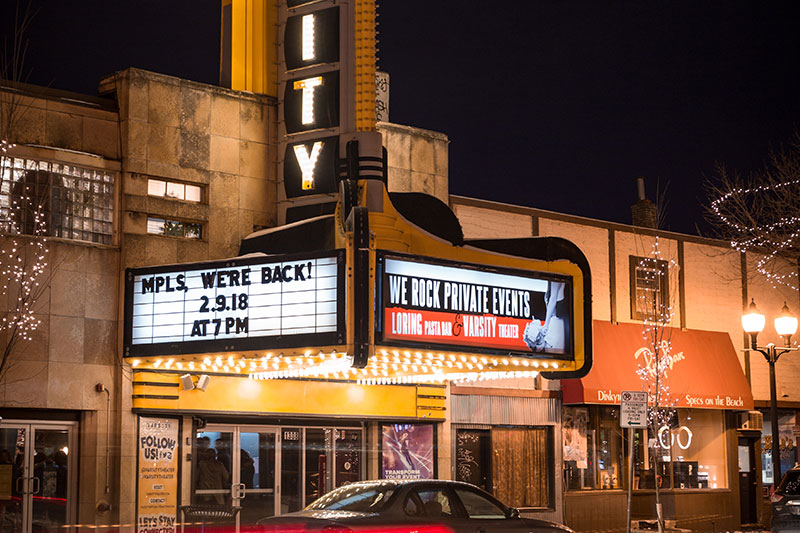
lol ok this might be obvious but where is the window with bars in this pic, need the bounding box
[0,157,115,244]
[629,255,669,321]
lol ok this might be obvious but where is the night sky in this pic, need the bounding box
[4,1,800,235]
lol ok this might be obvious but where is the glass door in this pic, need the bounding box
[193,426,280,533]
[238,429,277,529]
[0,421,76,533]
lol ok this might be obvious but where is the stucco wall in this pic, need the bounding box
[379,122,449,204]
[109,68,278,265]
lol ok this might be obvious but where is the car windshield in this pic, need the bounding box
[305,482,396,512]
[777,470,800,496]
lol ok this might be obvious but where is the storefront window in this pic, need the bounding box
[633,409,727,489]
[563,406,622,490]
[761,410,798,486]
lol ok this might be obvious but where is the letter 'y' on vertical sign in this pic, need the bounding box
[293,77,324,125]
[302,14,315,60]
[294,142,323,190]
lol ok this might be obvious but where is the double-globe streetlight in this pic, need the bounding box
[741,299,798,487]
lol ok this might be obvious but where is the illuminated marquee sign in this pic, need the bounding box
[124,251,345,357]
[377,253,573,357]
[284,7,339,70]
[283,136,338,196]
[284,71,339,134]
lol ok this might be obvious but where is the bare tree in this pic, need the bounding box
[0,1,51,384]
[632,235,680,533]
[704,132,800,291]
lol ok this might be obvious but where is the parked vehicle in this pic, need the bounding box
[772,465,800,532]
[259,479,572,533]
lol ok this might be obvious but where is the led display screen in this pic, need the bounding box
[284,7,339,70]
[124,252,345,357]
[377,253,573,357]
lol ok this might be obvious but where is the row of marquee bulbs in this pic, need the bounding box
[130,350,565,384]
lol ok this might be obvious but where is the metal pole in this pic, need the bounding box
[626,427,634,533]
[768,348,782,488]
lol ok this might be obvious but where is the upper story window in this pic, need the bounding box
[147,216,202,239]
[629,255,669,322]
[147,178,202,203]
[0,157,115,245]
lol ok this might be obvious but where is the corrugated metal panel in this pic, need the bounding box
[451,395,560,425]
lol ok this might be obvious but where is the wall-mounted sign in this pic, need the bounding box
[137,416,179,533]
[377,252,573,357]
[381,424,435,480]
[284,71,339,134]
[283,136,339,197]
[284,7,339,71]
[124,251,345,357]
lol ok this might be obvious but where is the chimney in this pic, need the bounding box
[631,176,658,228]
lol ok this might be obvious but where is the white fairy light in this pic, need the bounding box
[710,177,800,290]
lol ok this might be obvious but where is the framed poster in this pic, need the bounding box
[380,423,436,480]
[137,416,180,533]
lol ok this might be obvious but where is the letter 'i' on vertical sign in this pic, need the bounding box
[294,142,322,189]
[302,14,315,60]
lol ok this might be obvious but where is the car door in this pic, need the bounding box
[402,484,469,533]
[450,486,526,533]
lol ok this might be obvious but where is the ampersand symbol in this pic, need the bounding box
[453,313,463,337]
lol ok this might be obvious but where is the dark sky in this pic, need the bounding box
[4,1,800,235]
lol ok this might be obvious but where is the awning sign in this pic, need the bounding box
[378,253,573,357]
[620,390,648,428]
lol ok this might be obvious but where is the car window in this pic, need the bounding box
[403,494,422,517]
[778,470,800,496]
[414,489,454,518]
[454,488,507,519]
[305,482,395,512]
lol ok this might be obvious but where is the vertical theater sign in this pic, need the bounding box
[123,0,593,529]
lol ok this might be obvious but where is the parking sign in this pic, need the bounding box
[620,391,648,428]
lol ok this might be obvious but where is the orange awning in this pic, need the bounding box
[562,321,753,410]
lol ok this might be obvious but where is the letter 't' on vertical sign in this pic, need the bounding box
[284,7,339,70]
[284,71,339,133]
[283,137,338,198]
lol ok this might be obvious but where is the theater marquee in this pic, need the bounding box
[124,251,345,357]
[376,253,573,357]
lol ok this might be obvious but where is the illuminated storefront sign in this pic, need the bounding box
[124,251,345,357]
[283,136,338,197]
[377,253,573,357]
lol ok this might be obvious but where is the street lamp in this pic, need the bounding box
[741,299,798,488]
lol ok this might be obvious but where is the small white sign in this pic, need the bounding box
[620,390,648,428]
